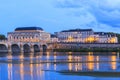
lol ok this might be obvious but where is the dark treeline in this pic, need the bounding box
[0,34,6,40]
[116,34,120,43]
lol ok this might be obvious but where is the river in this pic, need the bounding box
[0,52,120,80]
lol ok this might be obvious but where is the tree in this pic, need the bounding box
[116,34,120,43]
[0,34,6,40]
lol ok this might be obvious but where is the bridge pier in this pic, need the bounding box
[8,44,12,53]
[31,45,34,53]
[40,46,43,52]
[20,46,24,53]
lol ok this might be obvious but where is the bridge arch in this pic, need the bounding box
[0,44,8,53]
[33,44,40,52]
[42,44,47,52]
[23,44,31,53]
[11,44,20,53]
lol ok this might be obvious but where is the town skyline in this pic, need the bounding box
[1,26,120,36]
[1,0,120,35]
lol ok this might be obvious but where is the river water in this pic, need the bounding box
[0,52,120,80]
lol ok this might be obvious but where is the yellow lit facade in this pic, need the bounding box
[8,27,51,43]
[56,29,118,43]
[85,36,99,43]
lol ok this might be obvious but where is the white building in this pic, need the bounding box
[55,29,118,43]
[8,27,51,43]
[50,34,58,43]
[94,32,118,43]
[55,29,94,43]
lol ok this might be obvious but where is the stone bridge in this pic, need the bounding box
[0,40,50,53]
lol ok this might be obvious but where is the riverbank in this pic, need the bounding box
[53,48,120,52]
[58,71,120,77]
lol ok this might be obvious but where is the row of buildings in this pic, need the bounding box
[7,27,118,43]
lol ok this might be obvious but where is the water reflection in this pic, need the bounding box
[8,63,12,80]
[87,52,94,70]
[96,56,99,70]
[66,52,119,72]
[110,55,117,70]
[54,52,57,70]
[0,52,120,80]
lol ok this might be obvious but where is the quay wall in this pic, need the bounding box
[51,42,120,49]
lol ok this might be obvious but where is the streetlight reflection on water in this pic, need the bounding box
[67,52,118,71]
[87,52,94,70]
[7,52,45,80]
[3,52,119,80]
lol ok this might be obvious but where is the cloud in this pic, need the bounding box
[56,0,82,8]
[56,0,120,28]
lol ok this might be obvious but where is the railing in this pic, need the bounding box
[0,40,8,42]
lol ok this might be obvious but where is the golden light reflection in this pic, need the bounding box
[68,63,72,71]
[30,64,33,79]
[88,52,93,55]
[8,64,12,80]
[20,63,24,80]
[46,52,50,69]
[53,52,57,70]
[87,52,94,70]
[54,52,57,62]
[68,54,72,62]
[19,54,24,61]
[46,52,50,60]
[35,57,39,77]
[68,54,73,71]
[54,64,57,70]
[111,55,117,70]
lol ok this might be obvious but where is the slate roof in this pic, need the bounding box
[15,27,43,31]
[61,29,93,32]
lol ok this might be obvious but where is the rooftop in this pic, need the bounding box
[94,32,116,36]
[15,27,43,31]
[61,29,93,32]
[51,34,57,38]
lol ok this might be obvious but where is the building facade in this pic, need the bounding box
[50,34,58,43]
[55,29,94,43]
[8,27,51,43]
[94,32,118,43]
[55,29,118,43]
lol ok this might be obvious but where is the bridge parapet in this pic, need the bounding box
[0,40,8,43]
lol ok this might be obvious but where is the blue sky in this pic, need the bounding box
[0,0,120,35]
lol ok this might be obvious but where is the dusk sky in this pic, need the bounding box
[1,0,120,35]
